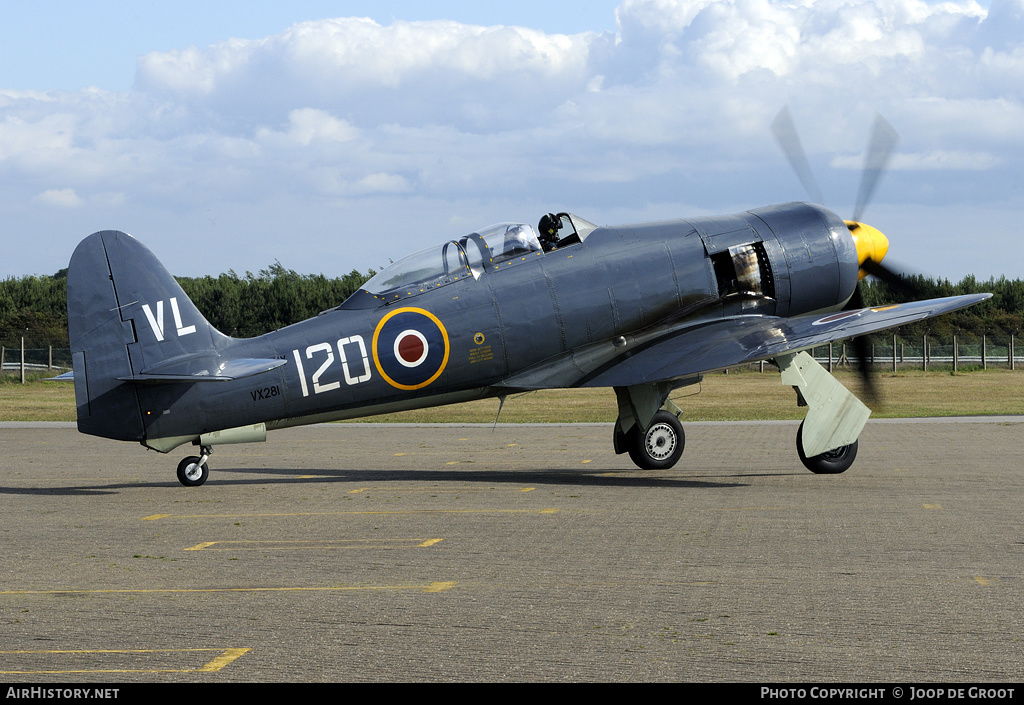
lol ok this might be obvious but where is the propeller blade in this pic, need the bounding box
[772,109,903,405]
[850,331,879,403]
[852,113,899,223]
[842,282,879,402]
[771,106,825,205]
[860,257,924,302]
[847,256,934,403]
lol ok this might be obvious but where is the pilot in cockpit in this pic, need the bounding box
[500,224,542,259]
[538,213,563,252]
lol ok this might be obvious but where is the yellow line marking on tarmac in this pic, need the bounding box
[142,514,171,521]
[923,504,943,509]
[974,576,998,586]
[0,581,457,596]
[184,538,443,551]
[144,508,556,520]
[580,459,592,464]
[712,506,782,512]
[346,486,532,494]
[197,648,251,672]
[0,647,250,675]
[1,648,231,654]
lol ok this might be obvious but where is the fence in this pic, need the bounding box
[0,346,73,381]
[738,335,1019,374]
[803,336,1021,372]
[3,340,1023,383]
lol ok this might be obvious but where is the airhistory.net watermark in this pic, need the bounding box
[6,689,119,700]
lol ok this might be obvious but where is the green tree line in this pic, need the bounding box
[0,263,373,347]
[3,266,1024,349]
[860,274,1024,343]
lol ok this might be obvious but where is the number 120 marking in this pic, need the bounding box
[292,336,371,397]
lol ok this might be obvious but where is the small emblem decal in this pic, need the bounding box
[812,311,862,326]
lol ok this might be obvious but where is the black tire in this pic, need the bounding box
[796,421,857,474]
[627,410,685,470]
[176,456,210,487]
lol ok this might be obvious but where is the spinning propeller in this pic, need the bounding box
[771,107,922,399]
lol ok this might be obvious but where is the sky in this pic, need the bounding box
[2,0,1021,283]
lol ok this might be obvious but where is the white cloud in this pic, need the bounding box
[353,172,410,194]
[257,108,359,146]
[616,0,717,34]
[0,112,76,165]
[34,188,83,207]
[832,149,1001,170]
[135,39,261,96]
[3,1,1024,280]
[134,17,594,132]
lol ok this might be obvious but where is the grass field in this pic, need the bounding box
[2,366,1022,423]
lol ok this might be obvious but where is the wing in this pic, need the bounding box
[496,294,991,389]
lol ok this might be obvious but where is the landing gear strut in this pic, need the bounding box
[612,381,695,471]
[176,445,212,487]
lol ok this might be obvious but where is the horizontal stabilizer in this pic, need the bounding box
[117,357,287,383]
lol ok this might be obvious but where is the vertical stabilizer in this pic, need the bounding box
[67,230,224,441]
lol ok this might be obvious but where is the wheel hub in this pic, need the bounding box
[644,423,677,461]
[821,446,849,461]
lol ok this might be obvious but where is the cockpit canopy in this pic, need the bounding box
[361,222,542,296]
[341,214,598,308]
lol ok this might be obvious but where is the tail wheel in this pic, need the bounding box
[796,421,857,474]
[176,456,210,487]
[628,410,685,470]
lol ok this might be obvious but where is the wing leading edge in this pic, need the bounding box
[497,294,991,389]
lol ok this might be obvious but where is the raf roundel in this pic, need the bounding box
[372,308,450,390]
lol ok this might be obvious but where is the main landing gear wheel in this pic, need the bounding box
[796,421,857,474]
[628,410,685,470]
[176,456,210,487]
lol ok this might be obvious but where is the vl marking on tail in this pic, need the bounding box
[141,297,197,342]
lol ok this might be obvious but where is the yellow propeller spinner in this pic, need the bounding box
[846,220,889,280]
